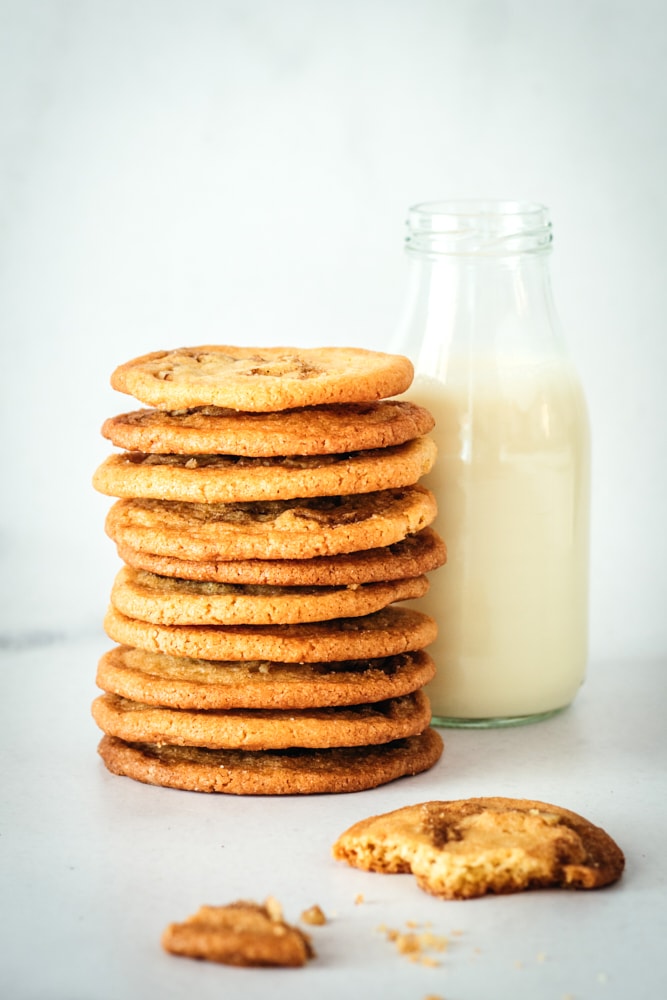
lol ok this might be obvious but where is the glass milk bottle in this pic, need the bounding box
[395,201,590,727]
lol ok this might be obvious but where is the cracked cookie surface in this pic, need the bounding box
[109,565,428,626]
[114,526,446,586]
[92,436,437,503]
[110,345,414,411]
[102,400,434,456]
[91,689,432,750]
[97,728,444,794]
[103,604,438,663]
[95,646,436,710]
[104,487,438,561]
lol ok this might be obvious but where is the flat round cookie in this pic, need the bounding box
[104,487,438,561]
[110,345,414,411]
[332,798,625,899]
[102,400,434,456]
[92,437,437,504]
[97,728,444,794]
[104,605,438,662]
[91,690,432,750]
[115,526,447,586]
[96,646,437,709]
[110,566,429,626]
[161,900,314,967]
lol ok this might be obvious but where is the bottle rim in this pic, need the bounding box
[406,200,553,256]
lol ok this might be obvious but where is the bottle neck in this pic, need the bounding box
[394,201,566,376]
[405,199,553,257]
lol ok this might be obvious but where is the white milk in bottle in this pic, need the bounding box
[396,202,590,725]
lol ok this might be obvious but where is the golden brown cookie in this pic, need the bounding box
[161,899,314,967]
[109,566,429,626]
[97,728,444,794]
[104,488,438,562]
[92,437,437,504]
[110,345,414,411]
[115,527,446,586]
[332,798,625,899]
[91,689,432,750]
[96,646,436,710]
[102,400,434,456]
[104,605,438,663]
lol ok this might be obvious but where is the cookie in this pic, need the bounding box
[114,526,447,586]
[96,646,436,710]
[110,345,414,411]
[92,437,437,504]
[91,689,432,750]
[104,605,438,663]
[97,728,444,794]
[104,487,438,562]
[109,566,429,626]
[332,798,625,899]
[102,400,434,456]
[161,899,314,967]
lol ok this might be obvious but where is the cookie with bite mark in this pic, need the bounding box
[332,797,625,899]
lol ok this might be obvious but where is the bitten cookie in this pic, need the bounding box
[161,899,314,967]
[98,728,444,794]
[110,345,414,411]
[332,798,625,899]
[102,400,434,456]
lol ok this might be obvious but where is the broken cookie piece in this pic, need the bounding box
[332,797,625,900]
[161,898,314,967]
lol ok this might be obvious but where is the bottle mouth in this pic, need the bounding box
[406,200,553,256]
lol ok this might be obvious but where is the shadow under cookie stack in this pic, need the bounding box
[91,345,447,795]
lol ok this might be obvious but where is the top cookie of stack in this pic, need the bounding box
[92,345,446,795]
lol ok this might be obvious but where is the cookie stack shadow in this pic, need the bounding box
[91,345,447,795]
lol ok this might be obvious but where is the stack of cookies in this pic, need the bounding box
[92,345,446,794]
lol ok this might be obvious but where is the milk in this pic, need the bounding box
[411,360,590,722]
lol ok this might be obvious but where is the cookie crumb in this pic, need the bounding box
[263,895,283,922]
[354,893,365,905]
[378,923,448,966]
[161,898,314,967]
[301,904,327,926]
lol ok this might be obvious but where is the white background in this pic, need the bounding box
[1,0,665,659]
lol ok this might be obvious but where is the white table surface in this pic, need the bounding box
[1,632,665,1000]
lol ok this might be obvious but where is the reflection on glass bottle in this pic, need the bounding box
[395,201,590,727]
